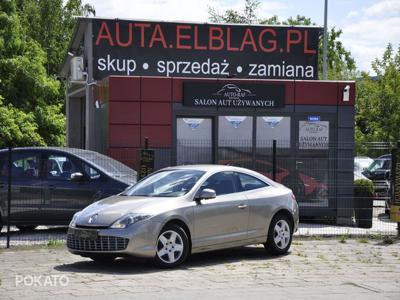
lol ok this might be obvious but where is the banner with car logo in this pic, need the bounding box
[183,82,285,108]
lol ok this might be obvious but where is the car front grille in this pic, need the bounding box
[67,234,129,252]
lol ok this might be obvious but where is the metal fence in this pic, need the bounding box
[1,142,399,248]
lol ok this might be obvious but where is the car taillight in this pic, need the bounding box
[291,194,297,202]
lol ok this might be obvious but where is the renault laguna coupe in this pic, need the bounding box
[67,165,299,268]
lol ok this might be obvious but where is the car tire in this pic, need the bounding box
[89,255,116,263]
[16,225,37,232]
[154,224,189,268]
[264,214,293,256]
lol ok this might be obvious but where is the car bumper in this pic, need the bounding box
[67,221,162,258]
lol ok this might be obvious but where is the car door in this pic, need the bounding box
[192,171,249,248]
[42,152,101,224]
[0,150,44,225]
[235,172,272,240]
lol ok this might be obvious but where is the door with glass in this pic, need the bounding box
[176,118,213,165]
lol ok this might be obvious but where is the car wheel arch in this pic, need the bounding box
[160,218,192,255]
[269,209,295,233]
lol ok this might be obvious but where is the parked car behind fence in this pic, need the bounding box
[0,147,137,231]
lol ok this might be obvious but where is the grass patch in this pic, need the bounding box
[357,238,369,244]
[1,240,66,251]
[47,238,65,248]
[382,237,394,245]
[368,233,383,240]
[339,234,348,243]
[292,241,303,245]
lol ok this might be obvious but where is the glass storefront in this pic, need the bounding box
[175,115,334,210]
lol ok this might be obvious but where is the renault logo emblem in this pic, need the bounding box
[88,214,98,224]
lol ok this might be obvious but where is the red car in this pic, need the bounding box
[219,159,327,200]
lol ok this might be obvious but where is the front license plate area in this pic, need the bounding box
[72,229,98,240]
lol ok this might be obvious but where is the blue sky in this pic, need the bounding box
[86,0,400,73]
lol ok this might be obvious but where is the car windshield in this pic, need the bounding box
[122,169,205,197]
[367,159,390,172]
[355,158,373,170]
[78,151,135,176]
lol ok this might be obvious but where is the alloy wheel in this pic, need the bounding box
[273,219,291,249]
[156,230,184,264]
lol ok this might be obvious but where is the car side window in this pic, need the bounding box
[6,152,41,178]
[82,162,101,180]
[45,154,80,180]
[201,172,236,196]
[236,172,268,191]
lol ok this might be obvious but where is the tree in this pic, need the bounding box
[356,44,400,152]
[0,96,45,148]
[0,0,94,148]
[208,0,260,24]
[16,0,95,76]
[208,0,356,80]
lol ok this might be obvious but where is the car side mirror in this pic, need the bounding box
[71,172,84,181]
[196,188,216,200]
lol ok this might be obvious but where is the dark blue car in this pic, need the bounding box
[0,147,137,231]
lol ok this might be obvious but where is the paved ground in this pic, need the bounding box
[0,238,399,300]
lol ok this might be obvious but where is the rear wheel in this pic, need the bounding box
[154,224,189,268]
[264,214,293,255]
[16,225,37,232]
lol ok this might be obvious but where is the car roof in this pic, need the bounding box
[0,147,137,177]
[377,154,391,159]
[164,164,241,172]
[0,147,98,156]
[161,164,278,185]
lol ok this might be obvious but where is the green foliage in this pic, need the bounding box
[208,1,356,80]
[356,44,400,151]
[354,179,374,197]
[0,0,94,148]
[208,0,260,24]
[0,96,45,147]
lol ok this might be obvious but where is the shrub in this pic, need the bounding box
[354,179,374,198]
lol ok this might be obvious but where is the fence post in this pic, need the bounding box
[6,145,12,248]
[397,141,400,237]
[272,140,277,181]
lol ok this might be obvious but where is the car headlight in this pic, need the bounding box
[69,212,81,228]
[110,214,153,229]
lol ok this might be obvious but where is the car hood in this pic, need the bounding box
[75,195,173,227]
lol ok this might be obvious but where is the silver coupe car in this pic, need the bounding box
[67,165,299,268]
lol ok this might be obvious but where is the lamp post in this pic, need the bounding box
[322,0,328,80]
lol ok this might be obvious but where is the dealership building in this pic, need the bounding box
[60,17,356,224]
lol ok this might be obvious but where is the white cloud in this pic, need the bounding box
[346,10,359,18]
[86,0,290,22]
[363,0,400,17]
[339,0,400,73]
[86,0,215,22]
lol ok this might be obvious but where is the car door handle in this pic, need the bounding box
[237,204,248,209]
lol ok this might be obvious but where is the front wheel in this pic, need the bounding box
[264,214,293,255]
[154,224,189,268]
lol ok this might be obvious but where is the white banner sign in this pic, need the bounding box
[299,121,329,149]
